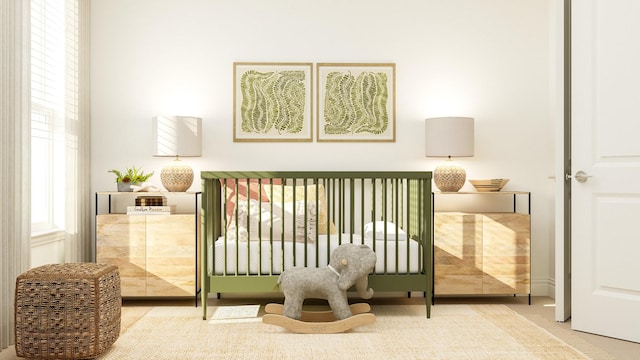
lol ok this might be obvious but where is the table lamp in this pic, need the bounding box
[425,116,474,192]
[152,115,202,192]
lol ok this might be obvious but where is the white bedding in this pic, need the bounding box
[208,234,422,275]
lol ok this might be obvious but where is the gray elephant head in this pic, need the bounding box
[329,243,377,299]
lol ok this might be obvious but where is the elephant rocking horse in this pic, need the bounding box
[262,243,378,333]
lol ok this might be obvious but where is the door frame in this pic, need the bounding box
[554,0,571,322]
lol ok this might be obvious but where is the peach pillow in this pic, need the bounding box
[221,178,282,220]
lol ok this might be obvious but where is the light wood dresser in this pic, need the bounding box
[433,191,531,304]
[95,191,200,302]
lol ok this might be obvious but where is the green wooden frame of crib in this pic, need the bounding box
[200,171,433,319]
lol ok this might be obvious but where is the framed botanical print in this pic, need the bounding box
[234,62,313,142]
[316,63,396,142]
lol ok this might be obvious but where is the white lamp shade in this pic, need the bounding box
[425,117,474,157]
[152,115,202,157]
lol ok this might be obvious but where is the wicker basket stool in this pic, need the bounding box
[15,263,121,359]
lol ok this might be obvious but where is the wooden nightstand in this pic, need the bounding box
[95,191,201,303]
[432,191,531,304]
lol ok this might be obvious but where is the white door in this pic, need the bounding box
[571,0,640,343]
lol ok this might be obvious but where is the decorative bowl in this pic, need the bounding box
[469,178,509,192]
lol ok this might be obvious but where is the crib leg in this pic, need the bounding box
[217,293,221,299]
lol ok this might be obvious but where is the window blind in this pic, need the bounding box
[30,0,79,235]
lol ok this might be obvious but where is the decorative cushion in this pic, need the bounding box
[226,199,268,241]
[272,198,317,242]
[227,199,317,242]
[221,178,282,221]
[267,184,337,235]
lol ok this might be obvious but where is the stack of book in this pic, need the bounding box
[127,196,175,215]
[135,196,167,206]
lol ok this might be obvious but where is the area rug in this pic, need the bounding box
[98,304,590,360]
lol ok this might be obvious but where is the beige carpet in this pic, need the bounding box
[97,304,593,360]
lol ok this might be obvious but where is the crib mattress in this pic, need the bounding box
[208,234,422,275]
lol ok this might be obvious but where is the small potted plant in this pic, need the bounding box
[109,166,154,192]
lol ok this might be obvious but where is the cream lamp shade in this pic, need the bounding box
[425,116,474,192]
[152,115,202,192]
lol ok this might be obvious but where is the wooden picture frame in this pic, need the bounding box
[234,62,313,142]
[316,63,396,142]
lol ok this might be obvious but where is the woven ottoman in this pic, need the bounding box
[15,263,121,359]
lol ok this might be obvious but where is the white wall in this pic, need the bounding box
[91,0,557,296]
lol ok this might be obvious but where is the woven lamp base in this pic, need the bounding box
[161,158,193,192]
[433,162,466,192]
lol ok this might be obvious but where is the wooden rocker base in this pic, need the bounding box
[262,303,375,334]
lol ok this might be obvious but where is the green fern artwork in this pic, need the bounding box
[239,70,306,134]
[323,71,389,135]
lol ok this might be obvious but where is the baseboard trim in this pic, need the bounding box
[532,277,555,298]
